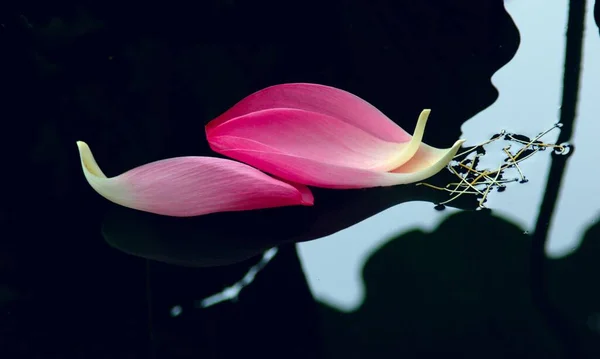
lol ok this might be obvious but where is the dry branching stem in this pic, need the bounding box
[417,123,566,209]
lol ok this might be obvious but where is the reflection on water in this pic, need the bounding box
[297,0,597,313]
[548,0,600,258]
[195,248,278,308]
[317,211,600,357]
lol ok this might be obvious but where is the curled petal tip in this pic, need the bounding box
[297,185,315,205]
[77,140,133,209]
[76,141,105,178]
[368,108,432,172]
[76,140,88,150]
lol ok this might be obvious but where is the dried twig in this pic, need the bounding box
[417,123,567,209]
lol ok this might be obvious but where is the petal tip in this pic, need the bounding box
[76,140,88,153]
[418,109,431,124]
[417,109,431,124]
[448,139,466,155]
[299,186,315,206]
[454,139,467,147]
[76,140,107,179]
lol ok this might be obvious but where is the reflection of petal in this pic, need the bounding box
[76,141,313,217]
[206,83,412,142]
[217,140,464,189]
[209,108,432,171]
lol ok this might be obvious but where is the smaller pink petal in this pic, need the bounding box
[76,141,313,217]
[205,83,412,143]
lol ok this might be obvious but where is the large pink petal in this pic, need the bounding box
[76,141,313,217]
[214,139,465,189]
[208,108,430,172]
[205,83,412,143]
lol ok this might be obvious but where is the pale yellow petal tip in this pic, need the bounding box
[417,109,431,123]
[76,140,106,179]
[76,140,89,153]
[455,139,467,147]
[413,109,431,133]
[448,139,466,154]
[375,109,434,172]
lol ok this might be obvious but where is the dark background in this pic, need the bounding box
[0,0,598,358]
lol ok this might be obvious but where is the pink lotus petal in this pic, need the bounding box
[205,83,466,189]
[208,108,430,172]
[76,141,313,217]
[205,83,411,143]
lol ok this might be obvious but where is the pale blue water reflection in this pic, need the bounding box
[297,0,599,313]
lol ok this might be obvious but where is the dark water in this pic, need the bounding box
[1,0,599,358]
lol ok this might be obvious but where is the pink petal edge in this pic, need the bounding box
[76,141,313,217]
[205,83,412,143]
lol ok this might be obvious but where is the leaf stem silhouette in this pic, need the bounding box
[530,0,585,358]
